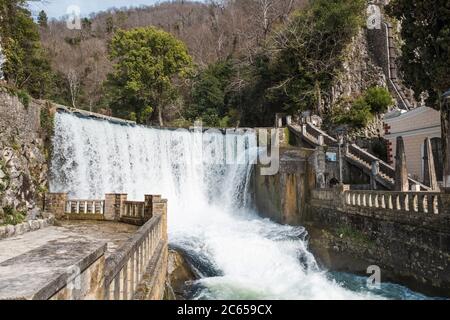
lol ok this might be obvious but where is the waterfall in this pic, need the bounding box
[50,112,429,300]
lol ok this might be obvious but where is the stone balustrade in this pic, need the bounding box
[123,201,145,218]
[310,186,450,216]
[65,200,105,215]
[45,193,166,225]
[345,190,443,215]
[103,211,166,300]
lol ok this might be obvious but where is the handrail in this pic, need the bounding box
[104,213,163,299]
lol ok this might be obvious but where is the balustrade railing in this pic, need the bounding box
[103,213,164,300]
[65,200,104,215]
[344,190,442,215]
[123,201,145,218]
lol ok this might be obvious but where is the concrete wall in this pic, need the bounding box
[253,148,314,225]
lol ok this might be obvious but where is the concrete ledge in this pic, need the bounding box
[56,105,136,126]
[0,239,106,300]
[63,213,105,221]
[0,216,55,240]
[119,216,146,226]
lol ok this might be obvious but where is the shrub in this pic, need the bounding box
[17,90,31,109]
[333,98,373,129]
[2,206,26,226]
[364,87,393,114]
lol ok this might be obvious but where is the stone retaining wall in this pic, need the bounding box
[307,187,450,297]
[0,215,55,240]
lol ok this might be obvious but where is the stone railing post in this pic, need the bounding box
[144,195,156,221]
[147,195,168,241]
[371,160,380,190]
[335,184,350,209]
[286,115,292,125]
[317,134,324,146]
[104,193,127,221]
[44,193,68,218]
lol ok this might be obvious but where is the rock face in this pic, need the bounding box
[325,30,387,139]
[329,30,388,108]
[166,249,197,299]
[0,87,50,219]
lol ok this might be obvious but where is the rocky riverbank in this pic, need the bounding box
[165,249,198,300]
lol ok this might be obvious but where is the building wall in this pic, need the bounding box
[384,107,441,182]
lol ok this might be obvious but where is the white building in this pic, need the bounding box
[383,106,443,183]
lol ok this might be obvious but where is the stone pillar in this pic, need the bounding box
[286,115,292,125]
[314,146,326,189]
[336,184,350,208]
[394,136,409,191]
[44,193,68,218]
[144,195,158,221]
[275,114,283,128]
[146,195,168,241]
[370,160,380,190]
[104,193,127,221]
[423,138,439,190]
[317,134,324,146]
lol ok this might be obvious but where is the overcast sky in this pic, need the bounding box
[28,0,161,18]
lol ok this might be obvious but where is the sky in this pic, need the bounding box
[28,0,161,19]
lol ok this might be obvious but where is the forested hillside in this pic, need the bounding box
[2,0,446,129]
[39,0,309,125]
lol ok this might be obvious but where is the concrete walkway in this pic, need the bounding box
[0,221,138,299]
[0,221,138,263]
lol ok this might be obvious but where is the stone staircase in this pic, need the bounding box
[289,122,430,191]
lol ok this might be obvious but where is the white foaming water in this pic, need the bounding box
[51,112,383,300]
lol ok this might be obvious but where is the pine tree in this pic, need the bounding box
[37,10,48,28]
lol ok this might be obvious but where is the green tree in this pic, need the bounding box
[268,0,366,114]
[106,27,193,125]
[364,86,394,114]
[387,0,450,108]
[187,59,234,126]
[387,0,450,182]
[0,0,53,98]
[37,10,48,28]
